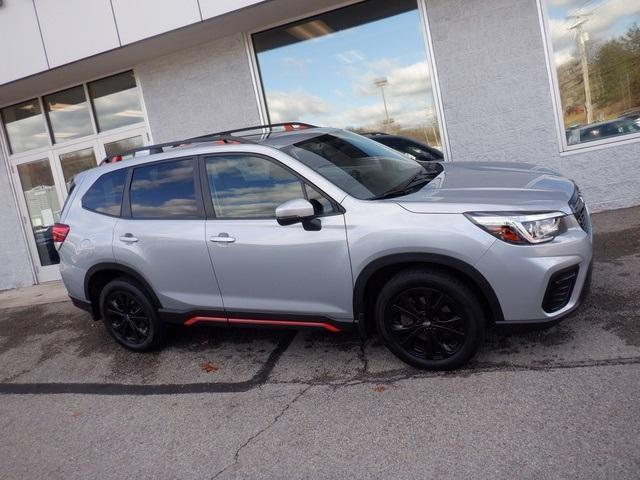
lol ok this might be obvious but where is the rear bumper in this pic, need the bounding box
[69,296,93,315]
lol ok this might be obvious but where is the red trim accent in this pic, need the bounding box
[228,318,340,332]
[184,316,227,326]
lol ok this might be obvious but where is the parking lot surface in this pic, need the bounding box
[1,207,639,479]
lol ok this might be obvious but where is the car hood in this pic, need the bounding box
[396,162,576,214]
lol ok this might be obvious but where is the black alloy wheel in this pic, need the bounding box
[388,287,466,360]
[99,278,165,352]
[376,269,484,370]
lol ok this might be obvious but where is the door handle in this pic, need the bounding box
[119,233,139,243]
[209,233,235,244]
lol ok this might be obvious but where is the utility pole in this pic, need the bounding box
[568,13,593,124]
[374,78,391,125]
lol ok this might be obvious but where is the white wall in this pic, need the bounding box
[0,0,269,85]
[0,0,48,85]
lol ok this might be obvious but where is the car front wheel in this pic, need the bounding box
[375,269,485,370]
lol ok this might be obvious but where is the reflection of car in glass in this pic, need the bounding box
[621,110,640,128]
[362,132,444,163]
[568,118,640,145]
[58,123,592,370]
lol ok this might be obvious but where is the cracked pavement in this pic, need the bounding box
[1,207,639,479]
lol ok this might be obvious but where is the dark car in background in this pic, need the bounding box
[363,132,444,163]
[567,118,640,145]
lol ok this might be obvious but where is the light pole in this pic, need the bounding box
[374,77,391,125]
[569,13,593,124]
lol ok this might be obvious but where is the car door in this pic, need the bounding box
[202,153,353,326]
[113,157,225,314]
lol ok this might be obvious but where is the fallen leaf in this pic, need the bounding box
[201,362,219,373]
[373,386,385,393]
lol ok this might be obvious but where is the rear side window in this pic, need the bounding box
[130,159,199,219]
[82,169,126,216]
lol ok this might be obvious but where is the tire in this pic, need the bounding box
[99,278,166,352]
[375,268,485,370]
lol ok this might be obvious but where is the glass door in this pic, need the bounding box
[12,154,65,283]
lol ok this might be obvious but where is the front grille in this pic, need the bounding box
[542,266,579,313]
[569,188,589,232]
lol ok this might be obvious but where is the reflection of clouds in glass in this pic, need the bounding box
[266,58,436,129]
[131,164,193,190]
[548,0,640,67]
[5,115,49,153]
[131,198,198,217]
[48,107,93,142]
[213,184,304,218]
[93,88,143,131]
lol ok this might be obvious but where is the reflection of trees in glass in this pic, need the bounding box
[560,22,640,127]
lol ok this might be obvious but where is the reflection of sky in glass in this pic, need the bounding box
[206,156,304,218]
[1,100,49,153]
[89,72,144,132]
[131,160,199,218]
[546,0,640,67]
[255,3,438,134]
[44,86,93,143]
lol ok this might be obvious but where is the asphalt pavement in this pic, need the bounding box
[0,206,639,479]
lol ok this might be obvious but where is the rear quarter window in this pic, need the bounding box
[81,169,127,216]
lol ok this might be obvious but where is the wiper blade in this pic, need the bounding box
[371,171,434,200]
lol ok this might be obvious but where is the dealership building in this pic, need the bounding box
[0,0,639,290]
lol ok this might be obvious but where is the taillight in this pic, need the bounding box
[52,223,70,249]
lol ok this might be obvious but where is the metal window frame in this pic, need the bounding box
[243,0,451,160]
[536,0,640,156]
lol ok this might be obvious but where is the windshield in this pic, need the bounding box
[282,130,436,200]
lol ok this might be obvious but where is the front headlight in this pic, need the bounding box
[464,211,571,245]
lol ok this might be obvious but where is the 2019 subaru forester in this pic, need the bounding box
[56,123,592,370]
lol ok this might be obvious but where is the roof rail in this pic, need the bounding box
[186,122,317,142]
[99,122,318,166]
[99,134,256,166]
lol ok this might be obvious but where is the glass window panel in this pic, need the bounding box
[130,159,199,219]
[104,135,144,158]
[305,184,335,216]
[17,159,61,266]
[545,0,640,145]
[59,147,97,192]
[88,71,144,132]
[205,155,304,218]
[1,99,50,153]
[82,169,127,216]
[44,86,93,143]
[253,0,442,149]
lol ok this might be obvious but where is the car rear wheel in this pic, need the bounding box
[99,278,165,352]
[375,269,485,370]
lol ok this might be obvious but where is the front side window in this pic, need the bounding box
[82,168,127,216]
[205,155,305,218]
[253,0,443,150]
[282,130,428,200]
[130,159,199,219]
[1,99,49,154]
[44,86,93,143]
[544,0,640,147]
[88,71,144,132]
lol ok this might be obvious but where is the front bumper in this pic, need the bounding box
[475,222,593,324]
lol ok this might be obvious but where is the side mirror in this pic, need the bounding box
[275,198,315,226]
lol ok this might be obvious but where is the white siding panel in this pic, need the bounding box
[112,0,201,45]
[198,0,266,20]
[0,0,49,84]
[34,0,119,68]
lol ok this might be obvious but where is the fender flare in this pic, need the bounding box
[84,262,163,310]
[352,253,504,334]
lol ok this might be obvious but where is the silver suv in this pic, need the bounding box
[57,124,593,370]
